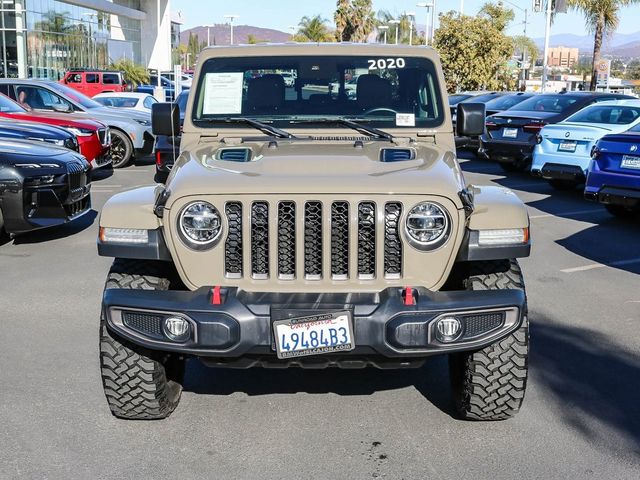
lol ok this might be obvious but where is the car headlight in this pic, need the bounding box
[405,202,450,250]
[178,201,222,249]
[66,127,94,137]
[134,119,152,126]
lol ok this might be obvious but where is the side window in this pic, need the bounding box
[66,73,82,83]
[33,87,74,111]
[0,84,10,96]
[102,74,119,85]
[86,73,99,83]
[143,96,157,109]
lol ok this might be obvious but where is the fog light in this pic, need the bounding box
[163,317,190,342]
[435,317,461,343]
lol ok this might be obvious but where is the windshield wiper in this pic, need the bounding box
[289,118,394,141]
[194,117,297,139]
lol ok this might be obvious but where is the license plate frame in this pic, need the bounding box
[558,141,577,153]
[621,155,640,170]
[273,311,355,359]
[502,128,518,139]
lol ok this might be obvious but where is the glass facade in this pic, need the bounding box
[0,0,143,80]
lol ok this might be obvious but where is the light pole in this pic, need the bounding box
[498,0,530,90]
[389,19,400,45]
[416,2,434,46]
[542,0,553,92]
[378,25,389,44]
[205,24,214,47]
[288,25,297,39]
[406,12,416,46]
[224,14,239,45]
[460,0,464,15]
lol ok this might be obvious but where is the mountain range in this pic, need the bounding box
[180,24,290,46]
[532,32,640,57]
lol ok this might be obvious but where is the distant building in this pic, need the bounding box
[547,46,579,69]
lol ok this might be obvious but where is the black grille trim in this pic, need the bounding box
[462,312,505,339]
[384,202,402,278]
[251,202,269,278]
[122,311,164,340]
[277,201,296,279]
[224,202,243,278]
[331,201,349,279]
[304,201,323,279]
[357,202,376,278]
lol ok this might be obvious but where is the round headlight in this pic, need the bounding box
[405,202,450,249]
[178,201,222,249]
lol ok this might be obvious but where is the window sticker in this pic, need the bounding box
[396,113,415,127]
[202,72,244,115]
[367,58,406,70]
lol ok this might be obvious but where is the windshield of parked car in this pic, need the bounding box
[47,82,103,109]
[484,94,532,111]
[95,97,140,108]
[0,93,26,113]
[565,104,640,125]
[461,93,501,104]
[192,55,444,129]
[510,94,579,113]
[449,94,473,105]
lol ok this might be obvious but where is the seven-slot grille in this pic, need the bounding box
[66,162,86,191]
[224,200,403,280]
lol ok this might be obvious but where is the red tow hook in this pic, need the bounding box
[403,286,416,306]
[211,286,222,305]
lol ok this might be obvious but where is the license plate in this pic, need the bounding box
[273,311,354,359]
[621,155,640,169]
[502,128,518,138]
[558,141,577,152]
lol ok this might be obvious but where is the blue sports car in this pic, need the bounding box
[531,100,640,189]
[585,123,640,217]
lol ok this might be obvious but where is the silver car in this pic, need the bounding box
[0,79,154,168]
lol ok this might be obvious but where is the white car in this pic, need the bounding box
[93,92,158,113]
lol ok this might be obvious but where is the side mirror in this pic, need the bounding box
[52,103,72,113]
[152,102,180,136]
[456,103,486,137]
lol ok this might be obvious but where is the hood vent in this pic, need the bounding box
[380,148,415,162]
[310,136,372,141]
[216,148,252,162]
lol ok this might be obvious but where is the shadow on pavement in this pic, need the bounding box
[90,167,114,182]
[184,355,457,418]
[531,320,640,456]
[11,209,97,245]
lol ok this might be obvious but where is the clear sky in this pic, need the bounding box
[174,0,640,39]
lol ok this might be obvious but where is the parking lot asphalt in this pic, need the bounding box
[1,153,639,480]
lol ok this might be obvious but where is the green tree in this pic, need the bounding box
[626,59,640,79]
[434,12,514,92]
[375,10,424,45]
[109,59,149,88]
[295,15,334,42]
[479,2,515,31]
[567,0,640,90]
[512,35,539,64]
[611,58,625,77]
[334,0,375,42]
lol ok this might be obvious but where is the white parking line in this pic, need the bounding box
[529,209,601,219]
[561,258,640,273]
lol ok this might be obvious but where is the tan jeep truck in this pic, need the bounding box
[97,44,531,421]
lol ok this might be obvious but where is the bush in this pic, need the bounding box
[109,59,149,88]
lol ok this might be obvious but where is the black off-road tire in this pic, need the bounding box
[110,129,134,168]
[605,204,636,219]
[100,259,185,420]
[449,259,529,421]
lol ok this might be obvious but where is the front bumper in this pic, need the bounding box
[102,286,526,366]
[479,138,535,164]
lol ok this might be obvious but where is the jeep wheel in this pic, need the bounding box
[605,204,636,218]
[449,260,529,421]
[99,259,185,419]
[110,130,134,168]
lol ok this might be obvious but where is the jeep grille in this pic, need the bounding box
[223,200,403,280]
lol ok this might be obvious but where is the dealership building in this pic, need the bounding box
[0,0,178,80]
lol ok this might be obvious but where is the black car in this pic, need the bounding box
[0,138,91,236]
[154,90,187,183]
[479,91,635,171]
[484,92,536,117]
[0,119,78,151]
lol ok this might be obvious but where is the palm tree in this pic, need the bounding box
[568,0,640,91]
[296,15,333,42]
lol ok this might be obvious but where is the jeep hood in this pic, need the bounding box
[166,140,466,208]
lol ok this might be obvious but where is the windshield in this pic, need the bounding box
[95,97,139,108]
[449,94,473,106]
[192,55,444,129]
[485,94,532,111]
[47,82,103,109]
[511,94,579,113]
[0,93,25,113]
[565,105,640,125]
[462,93,501,104]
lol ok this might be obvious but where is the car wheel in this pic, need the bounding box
[99,259,185,420]
[548,179,579,191]
[449,259,529,421]
[110,130,134,168]
[605,204,636,218]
